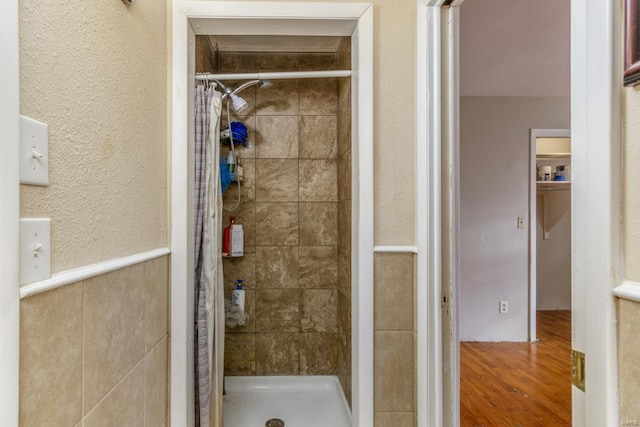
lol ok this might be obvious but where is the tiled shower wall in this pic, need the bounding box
[19,257,169,426]
[212,48,351,379]
[336,37,353,404]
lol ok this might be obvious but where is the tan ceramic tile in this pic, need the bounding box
[337,77,352,155]
[226,202,256,247]
[337,291,352,405]
[256,53,299,72]
[338,291,352,407]
[338,246,352,298]
[301,289,337,333]
[195,36,215,73]
[337,200,351,251]
[374,331,414,412]
[255,159,299,202]
[256,79,299,116]
[224,289,255,333]
[374,413,415,427]
[299,333,338,375]
[145,337,168,427]
[223,158,255,203]
[223,251,256,289]
[299,115,338,159]
[221,115,256,159]
[144,256,169,351]
[256,116,299,158]
[224,333,256,376]
[338,148,352,202]
[299,203,337,245]
[256,246,299,288]
[256,289,300,332]
[299,246,338,288]
[299,79,338,115]
[20,283,83,427]
[84,361,145,426]
[299,53,337,71]
[618,299,640,422]
[224,359,256,376]
[337,37,351,70]
[374,253,414,332]
[299,159,338,202]
[83,265,146,412]
[218,52,256,73]
[255,203,298,245]
[256,333,299,375]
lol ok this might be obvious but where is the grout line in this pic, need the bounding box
[82,357,147,422]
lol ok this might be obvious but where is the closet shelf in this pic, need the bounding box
[536,181,571,192]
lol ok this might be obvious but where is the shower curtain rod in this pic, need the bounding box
[196,70,352,81]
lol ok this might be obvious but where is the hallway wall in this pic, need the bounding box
[17,0,169,425]
[19,0,168,273]
[618,84,640,423]
[459,96,570,341]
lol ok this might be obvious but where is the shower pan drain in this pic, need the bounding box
[265,418,285,427]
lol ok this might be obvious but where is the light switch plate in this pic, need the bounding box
[20,218,51,285]
[517,216,526,229]
[19,115,49,186]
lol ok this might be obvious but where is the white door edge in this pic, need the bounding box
[0,0,21,425]
[171,2,374,426]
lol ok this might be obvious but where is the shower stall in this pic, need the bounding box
[170,4,374,426]
[195,35,353,426]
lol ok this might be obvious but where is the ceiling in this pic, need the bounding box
[460,0,570,96]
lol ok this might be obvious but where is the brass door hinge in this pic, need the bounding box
[571,349,585,392]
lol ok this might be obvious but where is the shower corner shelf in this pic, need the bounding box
[222,253,243,258]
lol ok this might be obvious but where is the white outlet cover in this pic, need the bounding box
[19,115,49,186]
[20,218,51,285]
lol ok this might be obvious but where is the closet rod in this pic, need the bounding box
[196,70,351,80]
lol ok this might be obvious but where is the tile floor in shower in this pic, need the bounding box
[223,376,351,427]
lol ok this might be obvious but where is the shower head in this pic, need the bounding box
[229,93,248,113]
[217,79,272,113]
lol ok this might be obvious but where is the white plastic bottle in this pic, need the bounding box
[231,279,245,312]
[227,150,235,173]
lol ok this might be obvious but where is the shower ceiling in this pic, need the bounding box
[207,35,344,53]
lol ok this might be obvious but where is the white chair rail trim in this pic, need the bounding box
[613,280,640,303]
[19,247,171,299]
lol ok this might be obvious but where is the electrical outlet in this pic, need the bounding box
[499,300,508,314]
[517,216,526,229]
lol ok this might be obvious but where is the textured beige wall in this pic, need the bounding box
[623,87,640,281]
[619,83,640,423]
[249,0,416,245]
[19,0,168,273]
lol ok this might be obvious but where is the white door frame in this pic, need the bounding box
[416,0,621,425]
[0,0,21,425]
[528,128,571,342]
[171,2,374,426]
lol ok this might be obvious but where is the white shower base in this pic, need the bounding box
[223,376,351,427]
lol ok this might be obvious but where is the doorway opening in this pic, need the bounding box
[456,1,573,425]
[170,3,374,426]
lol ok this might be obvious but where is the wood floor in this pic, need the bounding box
[460,310,571,427]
